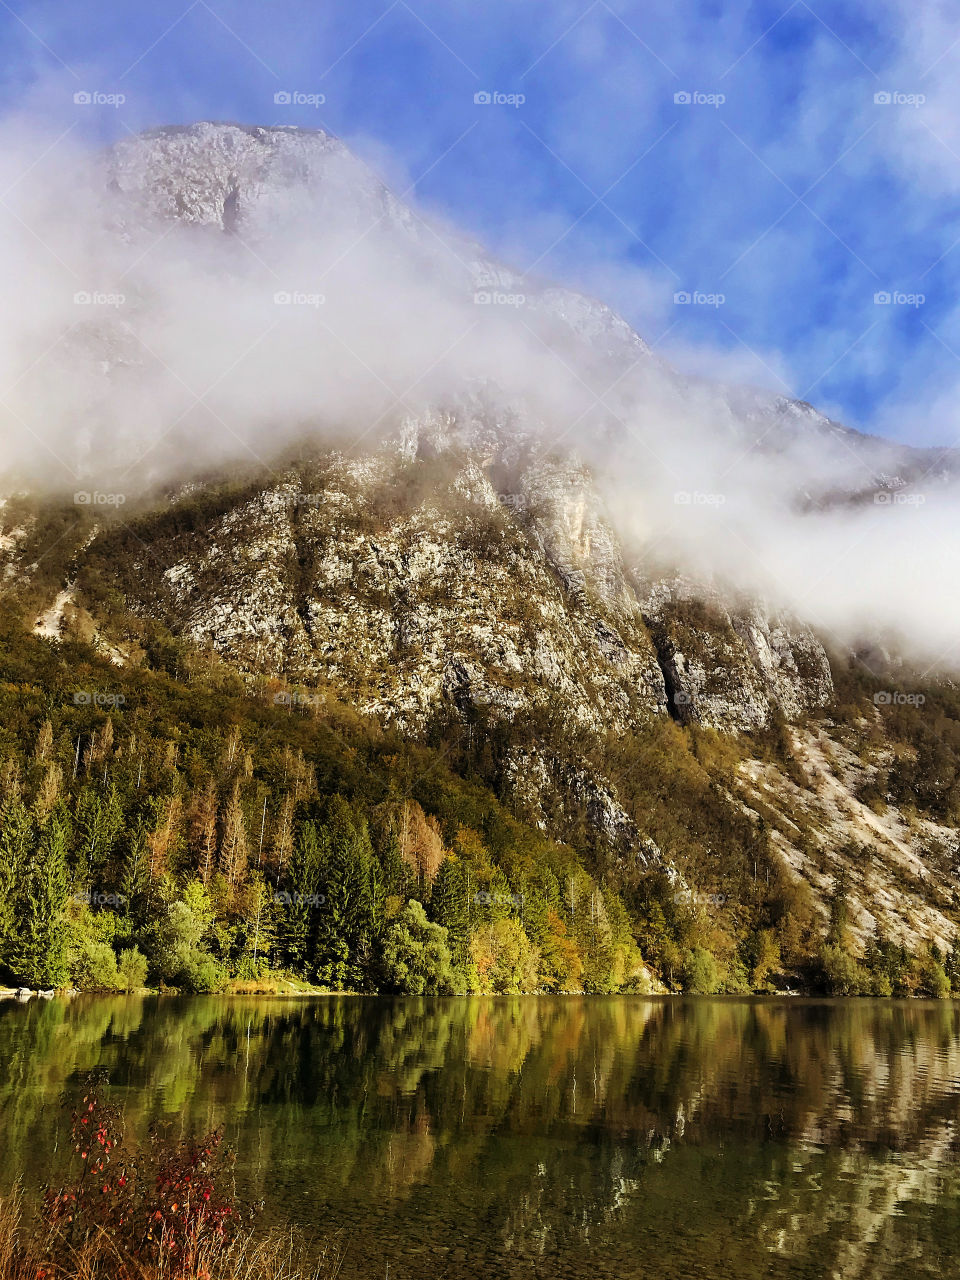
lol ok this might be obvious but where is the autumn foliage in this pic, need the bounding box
[37,1073,241,1279]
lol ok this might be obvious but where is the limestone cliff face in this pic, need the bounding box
[638,577,833,732]
[83,409,832,743]
[93,441,666,738]
[54,401,838,883]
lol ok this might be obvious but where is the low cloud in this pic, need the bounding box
[1,119,959,670]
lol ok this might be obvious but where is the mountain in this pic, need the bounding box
[2,122,960,994]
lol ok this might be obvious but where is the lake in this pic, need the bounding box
[1,995,959,1278]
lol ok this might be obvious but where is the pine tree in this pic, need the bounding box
[119,824,149,932]
[277,820,325,972]
[146,793,182,881]
[947,935,960,991]
[0,791,32,959]
[8,813,71,988]
[827,870,850,948]
[33,719,53,762]
[34,763,62,818]
[75,784,124,880]
[399,800,445,887]
[379,827,413,902]
[0,758,21,798]
[270,793,295,880]
[430,857,470,967]
[314,798,381,989]
[83,718,114,769]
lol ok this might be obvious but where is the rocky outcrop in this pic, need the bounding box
[501,745,664,870]
[85,414,833,743]
[638,575,833,731]
[95,441,669,738]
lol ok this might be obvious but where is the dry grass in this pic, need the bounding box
[0,1193,341,1280]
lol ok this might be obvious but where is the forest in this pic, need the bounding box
[0,582,958,998]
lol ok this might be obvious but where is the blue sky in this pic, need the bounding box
[2,0,959,444]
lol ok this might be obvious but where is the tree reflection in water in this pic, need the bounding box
[1,995,959,1279]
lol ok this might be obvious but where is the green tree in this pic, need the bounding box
[430,857,470,965]
[8,814,71,988]
[827,870,850,947]
[277,820,324,971]
[819,943,864,995]
[314,798,382,989]
[74,784,124,880]
[0,791,32,959]
[470,917,537,993]
[749,929,781,990]
[117,945,149,990]
[70,932,121,989]
[682,946,722,994]
[916,948,951,998]
[381,900,454,994]
[946,934,960,991]
[145,884,221,991]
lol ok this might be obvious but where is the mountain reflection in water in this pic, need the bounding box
[2,995,959,1279]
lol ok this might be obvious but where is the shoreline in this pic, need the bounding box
[3,986,957,1002]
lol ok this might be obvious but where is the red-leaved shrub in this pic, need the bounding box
[40,1073,245,1279]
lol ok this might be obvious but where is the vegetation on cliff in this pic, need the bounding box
[0,576,957,997]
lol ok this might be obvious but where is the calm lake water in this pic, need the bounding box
[2,995,960,1278]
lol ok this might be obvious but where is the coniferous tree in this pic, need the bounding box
[8,813,71,988]
[119,822,150,935]
[189,780,219,885]
[33,719,53,763]
[314,798,380,989]
[271,793,295,881]
[278,820,325,972]
[379,827,413,902]
[430,857,470,968]
[34,762,63,818]
[75,784,124,881]
[827,870,850,948]
[146,793,182,881]
[219,780,249,890]
[0,790,32,960]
